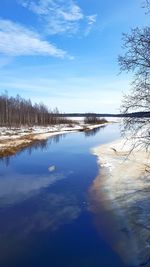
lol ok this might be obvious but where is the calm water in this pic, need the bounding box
[0,124,134,267]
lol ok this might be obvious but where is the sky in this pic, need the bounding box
[0,0,149,113]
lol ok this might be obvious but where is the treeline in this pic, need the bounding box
[0,92,68,127]
[84,114,108,124]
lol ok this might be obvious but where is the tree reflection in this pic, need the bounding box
[0,156,10,167]
[27,139,49,155]
[0,133,66,166]
[84,125,106,137]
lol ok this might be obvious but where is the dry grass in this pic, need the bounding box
[0,135,37,158]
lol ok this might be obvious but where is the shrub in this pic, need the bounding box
[84,114,108,124]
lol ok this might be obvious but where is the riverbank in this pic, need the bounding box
[90,138,150,266]
[0,122,108,157]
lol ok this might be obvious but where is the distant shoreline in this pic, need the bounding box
[60,111,150,118]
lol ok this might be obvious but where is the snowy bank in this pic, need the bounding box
[90,138,150,266]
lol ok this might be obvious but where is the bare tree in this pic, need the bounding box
[0,92,69,127]
[119,27,150,77]
[118,16,150,153]
[143,0,150,12]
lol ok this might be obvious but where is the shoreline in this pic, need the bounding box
[90,138,150,266]
[0,123,107,158]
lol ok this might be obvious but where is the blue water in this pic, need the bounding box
[0,125,135,267]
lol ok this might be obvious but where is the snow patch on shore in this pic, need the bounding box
[91,138,150,266]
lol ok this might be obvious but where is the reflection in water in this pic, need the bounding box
[0,164,81,263]
[84,125,106,137]
[27,139,49,155]
[0,124,128,267]
[0,192,80,234]
[0,133,66,167]
[0,171,67,207]
[0,131,83,265]
[0,156,10,167]
[0,192,81,263]
[20,133,66,155]
[0,128,107,167]
[48,133,66,144]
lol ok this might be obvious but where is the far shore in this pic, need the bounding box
[0,122,109,158]
[90,137,150,266]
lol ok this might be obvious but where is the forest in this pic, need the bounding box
[0,92,67,127]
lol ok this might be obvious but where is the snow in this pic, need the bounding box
[91,137,150,266]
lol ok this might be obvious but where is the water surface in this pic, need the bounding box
[0,124,135,267]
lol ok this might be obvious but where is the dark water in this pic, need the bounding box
[0,125,134,267]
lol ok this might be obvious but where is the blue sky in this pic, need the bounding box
[0,0,149,113]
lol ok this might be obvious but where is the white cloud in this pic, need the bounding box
[87,14,97,25]
[0,19,67,57]
[58,3,84,21]
[19,0,97,35]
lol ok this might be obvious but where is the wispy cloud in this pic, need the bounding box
[87,14,98,26]
[0,19,67,57]
[19,0,97,35]
[85,14,98,36]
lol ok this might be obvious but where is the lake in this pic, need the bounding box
[0,124,135,267]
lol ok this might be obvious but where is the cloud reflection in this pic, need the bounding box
[0,191,81,263]
[0,171,66,206]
